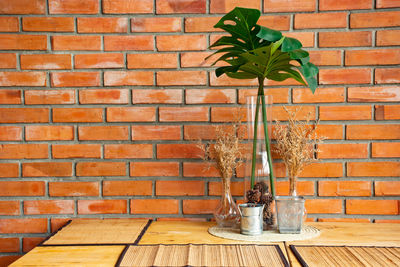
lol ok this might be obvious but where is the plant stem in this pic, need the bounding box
[250,95,260,189]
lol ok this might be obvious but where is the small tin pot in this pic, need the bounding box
[238,203,264,235]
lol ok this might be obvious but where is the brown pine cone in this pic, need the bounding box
[253,181,268,195]
[246,189,261,203]
[261,192,273,205]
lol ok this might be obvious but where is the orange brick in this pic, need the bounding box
[0,90,21,104]
[185,17,221,32]
[308,50,342,66]
[180,52,224,68]
[293,87,344,103]
[132,17,181,32]
[157,0,206,13]
[210,107,247,122]
[25,90,74,105]
[52,35,101,51]
[238,88,289,104]
[106,107,155,122]
[131,199,179,214]
[264,0,315,12]
[283,32,315,47]
[183,162,219,177]
[349,86,400,102]
[319,31,372,47]
[75,53,124,69]
[53,108,103,122]
[104,144,153,159]
[128,53,177,69]
[346,199,398,215]
[103,181,152,196]
[132,125,181,140]
[104,71,153,86]
[375,219,400,223]
[258,15,291,31]
[375,105,400,120]
[130,162,180,177]
[0,126,21,141]
[318,144,368,159]
[347,124,400,139]
[208,181,244,196]
[300,163,343,178]
[0,256,21,266]
[0,201,20,216]
[210,71,257,87]
[320,0,372,10]
[157,71,206,86]
[78,200,127,214]
[372,142,400,158]
[0,181,44,196]
[320,105,371,121]
[0,0,45,14]
[0,238,19,252]
[79,89,129,104]
[346,49,400,65]
[305,199,342,214]
[102,0,153,14]
[104,36,153,51]
[78,17,127,33]
[377,0,400,8]
[348,162,400,177]
[156,180,204,196]
[21,54,71,70]
[319,181,371,196]
[26,125,74,141]
[275,181,315,196]
[211,0,259,13]
[23,162,72,177]
[49,0,98,14]
[0,144,48,159]
[0,17,18,32]
[78,126,129,140]
[52,144,101,159]
[0,163,19,178]
[157,35,207,51]
[186,89,235,104]
[157,144,204,159]
[375,181,400,196]
[22,237,45,253]
[319,68,371,85]
[317,218,371,223]
[51,72,100,87]
[375,68,400,83]
[377,30,400,46]
[132,89,181,104]
[50,219,71,232]
[159,107,208,122]
[0,108,48,123]
[183,199,219,214]
[0,53,16,68]
[274,106,316,121]
[184,125,228,140]
[22,17,74,32]
[351,11,400,28]
[76,162,126,177]
[0,71,46,86]
[24,200,74,215]
[295,13,347,29]
[0,218,47,234]
[49,182,99,197]
[157,218,207,222]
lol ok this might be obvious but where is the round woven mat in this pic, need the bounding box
[208,225,320,242]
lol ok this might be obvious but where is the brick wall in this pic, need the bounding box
[0,0,399,264]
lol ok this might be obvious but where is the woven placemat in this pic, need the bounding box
[208,225,320,242]
[117,244,289,267]
[290,245,400,267]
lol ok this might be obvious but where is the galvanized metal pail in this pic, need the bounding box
[238,203,264,235]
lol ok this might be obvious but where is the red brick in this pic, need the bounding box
[49,182,99,197]
[295,13,347,29]
[0,144,47,159]
[106,107,156,122]
[78,200,127,214]
[157,35,207,51]
[318,144,368,159]
[180,51,225,68]
[300,163,343,178]
[184,125,220,140]
[319,105,371,120]
[21,54,71,70]
[0,17,18,32]
[375,105,400,120]
[23,237,45,253]
[319,31,372,47]
[52,36,101,51]
[51,218,73,232]
[132,125,181,140]
[23,162,72,177]
[317,218,371,223]
[132,89,182,104]
[104,144,153,159]
[24,200,74,215]
[319,181,371,196]
[293,87,345,103]
[346,200,398,215]
[0,181,44,196]
[76,162,126,176]
[79,126,129,140]
[102,0,153,14]
[377,30,400,46]
[79,89,129,104]
[319,68,371,85]
[0,126,21,141]
[0,238,19,252]
[375,68,400,83]
[22,17,74,32]
[104,71,153,86]
[274,106,316,121]
[131,199,179,214]
[372,142,400,158]
[53,108,103,122]
[210,107,247,122]
[0,71,46,86]
[305,199,342,214]
[185,17,221,32]
[258,15,290,31]
[157,0,206,14]
[0,218,47,233]
[0,108,48,123]
[348,162,400,177]
[130,162,180,177]
[128,53,177,69]
[0,0,45,14]
[347,124,400,139]
[26,126,74,141]
[0,163,19,178]
[183,199,219,214]
[78,17,127,33]
[132,17,181,32]
[351,11,400,28]
[49,0,98,14]
[275,181,315,196]
[210,71,257,86]
[375,181,400,196]
[159,107,208,122]
[156,180,204,196]
[183,162,219,177]
[208,181,244,196]
[346,49,400,65]
[157,144,204,159]
[104,36,153,51]
[308,50,342,66]
[51,72,100,87]
[0,256,21,266]
[377,0,400,8]
[264,0,315,12]
[103,181,152,196]
[283,32,315,48]
[52,144,101,159]
[210,0,259,13]
[0,90,21,104]
[75,53,124,69]
[238,88,289,104]
[0,201,20,216]
[349,86,400,102]
[186,89,235,104]
[0,53,16,68]
[157,71,206,86]
[25,90,74,105]
[320,0,372,10]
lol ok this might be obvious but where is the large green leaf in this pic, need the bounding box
[256,26,282,42]
[282,37,302,52]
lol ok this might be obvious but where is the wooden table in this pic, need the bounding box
[9,220,400,266]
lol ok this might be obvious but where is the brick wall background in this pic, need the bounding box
[0,0,399,264]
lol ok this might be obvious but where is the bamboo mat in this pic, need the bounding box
[290,245,400,267]
[118,244,289,267]
[43,219,150,245]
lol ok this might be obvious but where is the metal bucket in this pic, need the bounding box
[238,203,264,235]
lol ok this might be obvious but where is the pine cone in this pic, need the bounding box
[260,192,273,205]
[253,181,268,195]
[246,189,261,203]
